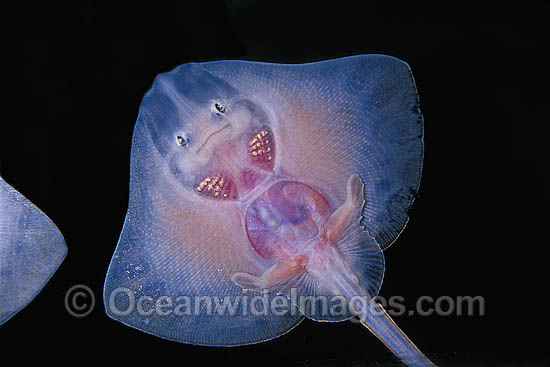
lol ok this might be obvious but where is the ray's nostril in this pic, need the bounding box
[176,135,188,147]
[214,102,226,114]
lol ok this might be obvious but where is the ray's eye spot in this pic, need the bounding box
[214,101,226,114]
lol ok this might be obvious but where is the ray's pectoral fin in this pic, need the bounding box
[231,256,305,293]
[323,174,365,243]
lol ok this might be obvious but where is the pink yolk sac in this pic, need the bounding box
[245,181,332,261]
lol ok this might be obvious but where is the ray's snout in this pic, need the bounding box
[139,63,239,158]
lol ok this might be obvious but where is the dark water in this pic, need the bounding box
[1,1,548,366]
[299,353,549,367]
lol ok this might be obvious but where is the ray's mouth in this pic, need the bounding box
[196,123,231,153]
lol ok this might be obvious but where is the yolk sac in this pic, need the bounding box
[248,128,275,171]
[195,173,238,200]
[245,180,332,260]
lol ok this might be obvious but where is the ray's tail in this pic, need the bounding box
[327,269,436,366]
[358,299,435,366]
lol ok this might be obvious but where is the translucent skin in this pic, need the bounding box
[104,55,432,365]
[0,174,67,325]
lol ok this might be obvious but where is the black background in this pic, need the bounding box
[1,2,548,366]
